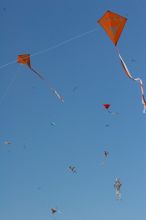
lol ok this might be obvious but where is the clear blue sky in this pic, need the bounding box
[0,0,146,220]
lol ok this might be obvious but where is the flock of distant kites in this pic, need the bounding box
[1,10,146,218]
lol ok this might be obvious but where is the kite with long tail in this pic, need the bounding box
[17,54,64,103]
[98,10,146,113]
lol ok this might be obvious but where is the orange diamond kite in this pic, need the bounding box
[18,54,31,66]
[98,10,127,45]
[17,54,44,79]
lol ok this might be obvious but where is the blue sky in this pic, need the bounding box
[0,0,146,219]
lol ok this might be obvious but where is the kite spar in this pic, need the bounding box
[17,54,64,103]
[98,10,146,113]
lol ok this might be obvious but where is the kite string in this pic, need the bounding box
[0,60,16,69]
[0,72,18,105]
[0,27,98,70]
[31,27,98,57]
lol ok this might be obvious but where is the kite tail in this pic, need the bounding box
[50,88,64,103]
[27,63,64,103]
[27,64,44,80]
[107,110,119,115]
[142,95,146,114]
[42,77,64,103]
[116,48,146,113]
[115,190,121,200]
[134,78,146,113]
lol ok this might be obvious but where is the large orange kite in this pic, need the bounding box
[98,10,146,113]
[98,10,127,46]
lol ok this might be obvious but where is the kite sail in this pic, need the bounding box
[103,104,110,109]
[50,208,57,220]
[18,54,44,80]
[18,54,64,102]
[50,207,62,220]
[104,151,109,157]
[69,165,77,173]
[103,104,118,115]
[98,11,146,112]
[98,10,127,46]
[103,104,112,114]
[101,150,109,165]
[51,208,57,214]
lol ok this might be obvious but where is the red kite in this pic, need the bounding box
[103,104,110,109]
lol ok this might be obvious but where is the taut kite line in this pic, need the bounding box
[0,28,97,70]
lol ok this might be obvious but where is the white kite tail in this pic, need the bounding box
[115,188,121,200]
[51,88,64,103]
[116,48,146,113]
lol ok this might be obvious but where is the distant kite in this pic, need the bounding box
[50,208,57,215]
[98,11,146,113]
[104,151,109,157]
[4,140,12,145]
[101,150,109,165]
[50,122,56,126]
[103,104,118,115]
[103,104,110,110]
[50,207,62,219]
[69,166,77,173]
[114,178,122,200]
[50,208,57,220]
[18,54,64,102]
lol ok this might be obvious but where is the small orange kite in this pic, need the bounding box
[17,54,44,80]
[17,54,64,102]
